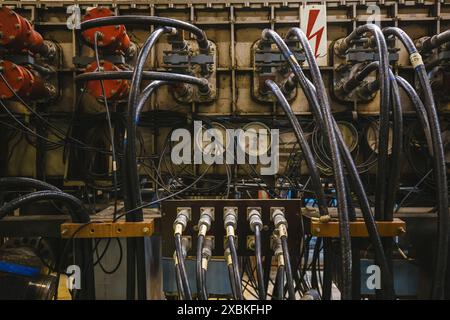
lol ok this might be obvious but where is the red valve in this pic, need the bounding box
[84,60,129,101]
[82,7,130,54]
[0,60,48,100]
[0,7,46,55]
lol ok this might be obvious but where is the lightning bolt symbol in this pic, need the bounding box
[306,9,325,58]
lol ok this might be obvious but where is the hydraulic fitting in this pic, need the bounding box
[173,207,191,236]
[272,234,284,266]
[198,207,214,237]
[173,236,191,265]
[224,248,233,266]
[201,236,214,271]
[270,207,288,237]
[224,207,238,237]
[247,207,263,232]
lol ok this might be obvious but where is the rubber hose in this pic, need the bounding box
[383,27,449,299]
[286,27,395,299]
[80,15,210,53]
[175,233,192,300]
[272,27,351,299]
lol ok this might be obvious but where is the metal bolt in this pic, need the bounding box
[143,227,150,234]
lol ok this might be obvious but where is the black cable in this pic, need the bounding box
[175,261,186,300]
[287,27,395,299]
[269,27,351,299]
[254,225,266,300]
[75,71,210,93]
[0,177,61,192]
[196,234,206,300]
[274,265,285,300]
[201,268,208,300]
[383,27,449,299]
[228,235,243,299]
[93,32,119,222]
[175,233,192,300]
[418,30,450,53]
[395,76,433,155]
[265,80,329,218]
[279,236,295,300]
[227,262,238,299]
[80,15,210,53]
[340,61,380,94]
[384,69,403,218]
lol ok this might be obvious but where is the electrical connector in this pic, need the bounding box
[270,207,288,237]
[247,207,263,232]
[173,207,191,236]
[224,207,238,237]
[201,236,214,271]
[224,248,233,266]
[198,207,214,236]
[272,234,284,266]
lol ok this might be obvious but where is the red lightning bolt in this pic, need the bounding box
[306,9,325,58]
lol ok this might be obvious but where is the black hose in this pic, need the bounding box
[196,234,206,300]
[274,265,285,300]
[76,71,210,94]
[280,236,295,300]
[0,177,61,192]
[265,79,333,299]
[272,27,352,299]
[395,76,433,155]
[227,263,238,299]
[201,268,208,300]
[384,69,403,218]
[80,15,210,53]
[287,27,397,299]
[228,235,243,299]
[123,28,176,300]
[419,30,450,53]
[254,225,266,300]
[383,27,449,299]
[175,233,192,300]
[265,80,329,217]
[175,263,185,300]
[342,25,392,224]
[341,61,379,94]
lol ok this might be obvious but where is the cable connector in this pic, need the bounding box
[201,236,214,271]
[224,248,233,266]
[174,236,191,265]
[173,207,191,235]
[270,207,287,235]
[198,207,214,236]
[272,235,284,266]
[247,207,263,232]
[224,207,238,237]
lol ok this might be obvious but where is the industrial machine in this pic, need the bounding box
[0,0,449,301]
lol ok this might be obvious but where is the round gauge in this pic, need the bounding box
[194,122,229,156]
[239,122,272,157]
[365,120,394,155]
[337,121,359,153]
